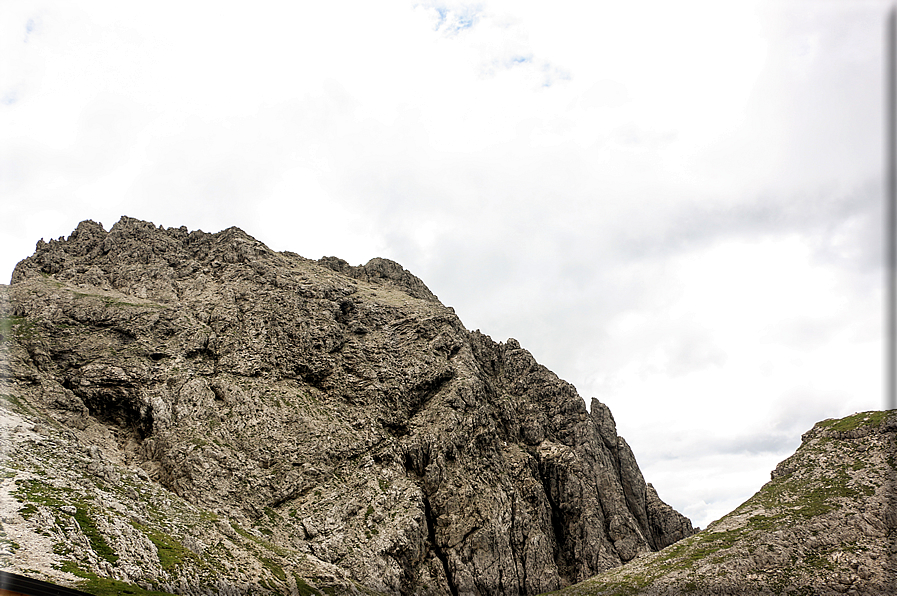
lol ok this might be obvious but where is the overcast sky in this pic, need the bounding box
[1,0,890,529]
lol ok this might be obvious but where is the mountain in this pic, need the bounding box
[546,410,897,595]
[0,217,694,596]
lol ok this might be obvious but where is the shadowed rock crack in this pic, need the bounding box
[424,497,458,596]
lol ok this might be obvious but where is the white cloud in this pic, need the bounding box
[0,0,890,532]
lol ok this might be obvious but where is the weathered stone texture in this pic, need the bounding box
[551,410,897,595]
[2,217,693,596]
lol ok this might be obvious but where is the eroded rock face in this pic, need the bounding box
[3,217,694,596]
[551,411,897,595]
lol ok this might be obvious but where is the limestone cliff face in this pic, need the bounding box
[1,217,693,596]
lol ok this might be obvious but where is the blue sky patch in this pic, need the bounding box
[434,7,448,29]
[24,17,38,42]
[540,62,571,88]
[425,3,480,34]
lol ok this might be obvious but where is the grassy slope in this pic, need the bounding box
[540,410,895,596]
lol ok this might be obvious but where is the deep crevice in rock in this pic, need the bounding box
[424,497,458,596]
[539,462,570,580]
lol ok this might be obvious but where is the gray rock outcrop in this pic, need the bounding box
[550,410,897,595]
[1,217,694,596]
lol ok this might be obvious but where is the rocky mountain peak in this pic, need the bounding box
[318,256,439,303]
[12,216,438,307]
[2,217,694,596]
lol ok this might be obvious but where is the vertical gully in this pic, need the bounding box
[424,497,459,596]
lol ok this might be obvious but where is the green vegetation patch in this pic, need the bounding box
[73,506,119,565]
[1,392,34,416]
[259,555,287,583]
[548,531,737,596]
[744,461,873,521]
[229,521,290,557]
[230,521,259,543]
[294,574,323,596]
[18,503,38,520]
[56,561,180,596]
[569,573,652,596]
[0,315,37,342]
[651,528,744,575]
[803,550,835,571]
[687,529,742,557]
[0,535,21,561]
[817,411,889,433]
[131,522,191,571]
[744,514,781,532]
[13,479,117,564]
